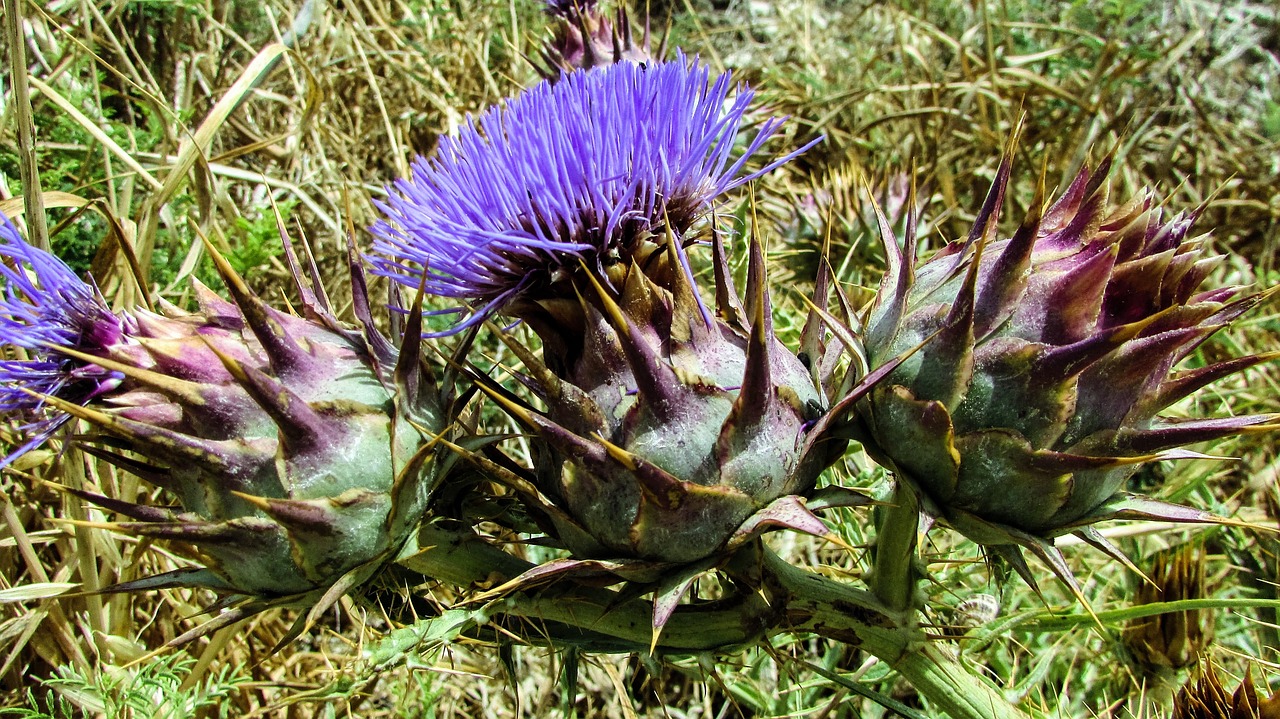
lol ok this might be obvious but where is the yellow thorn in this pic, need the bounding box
[192,224,253,300]
[471,380,538,427]
[1070,585,1105,634]
[434,436,549,503]
[196,334,251,384]
[818,532,857,555]
[18,387,120,427]
[575,259,631,339]
[35,478,72,493]
[39,342,206,405]
[793,292,863,361]
[482,320,562,393]
[594,433,638,471]
[229,491,272,512]
[46,517,126,532]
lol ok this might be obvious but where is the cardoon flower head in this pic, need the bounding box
[0,216,127,466]
[1,220,472,643]
[540,0,657,74]
[371,49,867,623]
[370,54,814,332]
[851,154,1280,588]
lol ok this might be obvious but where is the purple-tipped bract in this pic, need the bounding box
[1,219,473,645]
[852,157,1279,588]
[369,54,813,332]
[0,216,127,466]
[540,0,659,75]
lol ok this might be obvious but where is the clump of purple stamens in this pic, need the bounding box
[0,217,127,467]
[368,54,814,332]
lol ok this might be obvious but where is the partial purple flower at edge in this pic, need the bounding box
[368,53,819,333]
[0,216,127,468]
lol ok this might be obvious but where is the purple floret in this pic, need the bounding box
[369,54,816,332]
[0,216,127,467]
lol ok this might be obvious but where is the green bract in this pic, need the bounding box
[853,158,1279,584]
[491,237,845,565]
[35,240,465,643]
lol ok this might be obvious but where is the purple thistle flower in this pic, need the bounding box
[0,216,127,467]
[369,54,816,332]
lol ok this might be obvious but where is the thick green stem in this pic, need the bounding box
[403,523,770,652]
[869,480,922,613]
[398,523,1031,719]
[762,549,1030,719]
[894,644,1033,719]
[497,583,773,653]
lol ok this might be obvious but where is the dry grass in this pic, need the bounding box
[1,0,1278,716]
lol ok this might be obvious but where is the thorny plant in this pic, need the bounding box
[2,1,1280,718]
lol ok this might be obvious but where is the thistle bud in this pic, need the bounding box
[1,217,464,643]
[1124,545,1214,672]
[851,155,1279,586]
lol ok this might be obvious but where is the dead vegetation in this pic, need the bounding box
[0,0,1278,716]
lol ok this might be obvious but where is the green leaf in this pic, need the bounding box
[362,608,485,672]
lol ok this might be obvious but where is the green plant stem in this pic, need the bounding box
[404,523,772,652]
[497,582,775,653]
[762,547,1030,719]
[1002,597,1280,633]
[869,480,922,613]
[399,523,1032,719]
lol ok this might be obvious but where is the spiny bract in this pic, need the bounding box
[540,0,659,76]
[0,219,462,643]
[484,236,846,565]
[852,157,1278,585]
